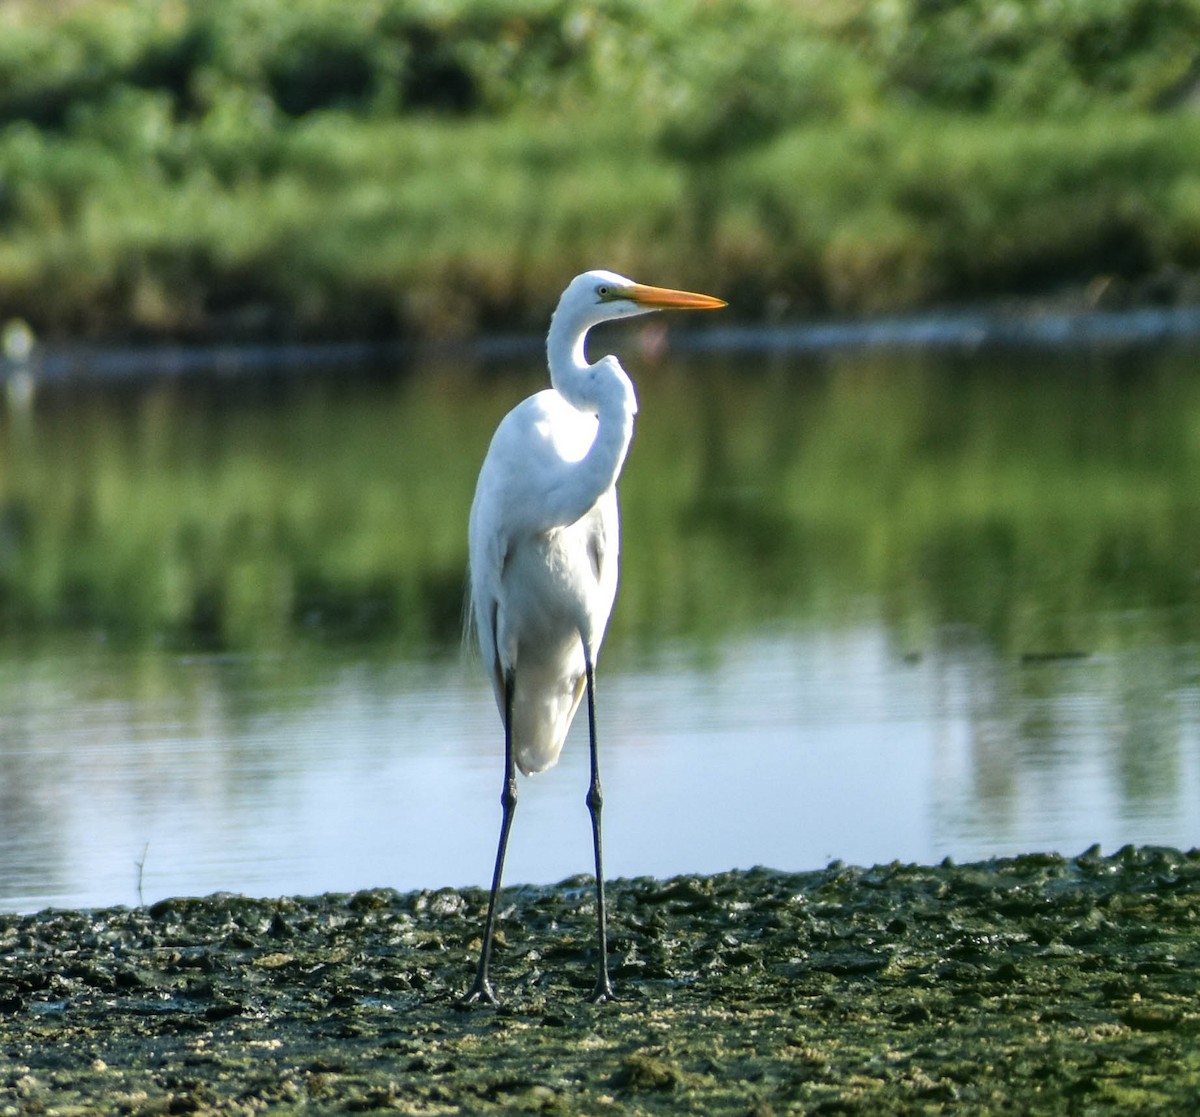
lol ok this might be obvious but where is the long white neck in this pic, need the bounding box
[544,305,639,526]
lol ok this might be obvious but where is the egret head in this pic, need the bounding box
[547,269,726,407]
[556,269,727,330]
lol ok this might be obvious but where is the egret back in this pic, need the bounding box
[468,390,622,774]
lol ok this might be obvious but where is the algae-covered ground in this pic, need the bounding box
[2,847,1199,1114]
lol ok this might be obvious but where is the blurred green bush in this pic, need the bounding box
[0,0,1198,340]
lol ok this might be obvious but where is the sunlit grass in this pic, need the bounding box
[1,1,1200,338]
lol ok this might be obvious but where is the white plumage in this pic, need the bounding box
[469,378,628,774]
[464,268,725,1005]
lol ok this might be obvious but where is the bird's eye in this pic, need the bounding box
[596,285,610,298]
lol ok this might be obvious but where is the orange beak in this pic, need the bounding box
[621,283,727,311]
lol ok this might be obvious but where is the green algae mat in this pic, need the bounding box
[2,847,1199,1114]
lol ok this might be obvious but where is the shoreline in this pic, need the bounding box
[7,292,1200,390]
[3,846,1199,1113]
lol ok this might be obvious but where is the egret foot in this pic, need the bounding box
[588,974,616,1004]
[462,978,500,1007]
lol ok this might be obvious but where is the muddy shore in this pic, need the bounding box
[2,846,1198,1114]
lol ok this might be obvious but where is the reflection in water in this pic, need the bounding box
[929,635,1200,855]
[3,339,1200,910]
[1,621,1197,912]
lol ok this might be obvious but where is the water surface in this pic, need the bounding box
[2,333,1199,911]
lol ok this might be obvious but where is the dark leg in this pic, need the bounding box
[464,672,517,1005]
[584,653,616,1003]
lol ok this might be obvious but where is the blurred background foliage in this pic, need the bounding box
[0,0,1198,341]
[2,0,1200,653]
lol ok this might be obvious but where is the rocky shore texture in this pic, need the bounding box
[2,847,1199,1114]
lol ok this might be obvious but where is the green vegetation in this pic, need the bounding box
[1,0,1199,341]
[3,343,1200,653]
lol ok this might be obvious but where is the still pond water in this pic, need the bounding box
[2,325,1200,912]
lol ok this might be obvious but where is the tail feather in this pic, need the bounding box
[510,667,586,775]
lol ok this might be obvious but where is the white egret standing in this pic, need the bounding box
[465,270,726,1004]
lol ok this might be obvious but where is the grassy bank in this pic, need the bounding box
[1,0,1199,341]
[2,849,1199,1113]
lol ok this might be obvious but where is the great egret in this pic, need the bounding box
[465,269,726,1004]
